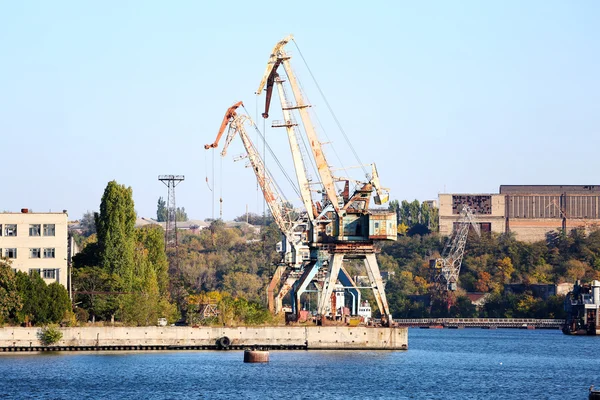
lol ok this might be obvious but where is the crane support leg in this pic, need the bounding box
[267,265,287,313]
[364,253,392,326]
[291,260,321,315]
[276,275,298,314]
[317,253,344,318]
[338,266,360,315]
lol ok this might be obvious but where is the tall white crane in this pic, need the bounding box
[256,35,397,325]
[431,205,481,291]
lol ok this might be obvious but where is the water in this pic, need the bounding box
[0,329,598,399]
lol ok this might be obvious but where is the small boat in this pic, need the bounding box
[590,385,600,400]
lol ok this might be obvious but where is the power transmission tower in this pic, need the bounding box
[158,175,185,250]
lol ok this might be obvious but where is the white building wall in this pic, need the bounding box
[0,211,68,288]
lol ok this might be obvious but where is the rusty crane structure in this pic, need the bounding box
[431,205,481,292]
[205,102,311,314]
[256,35,397,325]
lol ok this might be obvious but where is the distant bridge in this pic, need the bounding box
[393,318,565,329]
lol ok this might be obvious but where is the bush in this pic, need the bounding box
[38,325,63,346]
[75,307,89,323]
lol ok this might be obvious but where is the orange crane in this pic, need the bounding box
[205,102,310,314]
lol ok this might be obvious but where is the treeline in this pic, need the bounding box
[71,183,280,326]
[170,220,281,323]
[379,227,600,318]
[388,199,439,235]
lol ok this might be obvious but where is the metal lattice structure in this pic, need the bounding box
[158,175,185,250]
[432,205,481,291]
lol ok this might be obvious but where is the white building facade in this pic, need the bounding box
[0,210,68,288]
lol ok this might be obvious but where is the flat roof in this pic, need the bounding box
[0,212,67,215]
[500,185,600,195]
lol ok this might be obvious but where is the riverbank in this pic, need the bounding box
[0,326,408,351]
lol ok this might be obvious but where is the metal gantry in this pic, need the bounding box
[431,205,480,291]
[158,175,185,250]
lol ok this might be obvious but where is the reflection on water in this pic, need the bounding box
[1,329,599,399]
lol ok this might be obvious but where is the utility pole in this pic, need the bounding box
[158,175,185,251]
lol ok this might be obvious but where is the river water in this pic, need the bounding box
[0,328,598,399]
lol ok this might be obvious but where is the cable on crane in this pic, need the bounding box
[292,38,368,178]
[219,155,223,219]
[242,105,302,201]
[204,150,213,192]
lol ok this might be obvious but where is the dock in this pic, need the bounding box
[0,326,408,352]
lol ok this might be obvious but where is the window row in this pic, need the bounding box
[0,224,55,237]
[1,248,55,259]
[29,268,59,279]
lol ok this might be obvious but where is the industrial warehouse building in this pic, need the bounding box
[0,210,69,288]
[439,185,600,242]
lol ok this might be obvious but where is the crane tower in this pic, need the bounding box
[431,205,480,291]
[256,35,397,325]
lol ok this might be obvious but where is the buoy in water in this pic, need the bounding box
[244,349,269,363]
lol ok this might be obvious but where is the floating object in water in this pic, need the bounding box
[244,349,269,363]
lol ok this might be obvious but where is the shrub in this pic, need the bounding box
[38,325,63,346]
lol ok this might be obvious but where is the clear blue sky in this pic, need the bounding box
[1,1,598,221]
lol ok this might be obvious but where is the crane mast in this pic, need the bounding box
[432,205,481,291]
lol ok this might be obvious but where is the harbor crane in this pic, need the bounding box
[431,205,481,291]
[256,35,397,325]
[206,102,361,316]
[205,102,311,313]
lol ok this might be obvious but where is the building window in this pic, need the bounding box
[29,224,41,236]
[43,224,56,236]
[30,248,41,258]
[5,224,17,236]
[29,268,41,276]
[42,269,56,279]
[0,224,2,236]
[5,248,17,259]
[43,248,55,258]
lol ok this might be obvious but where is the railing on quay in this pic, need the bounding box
[393,318,565,329]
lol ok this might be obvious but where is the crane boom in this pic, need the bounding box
[205,104,301,259]
[204,101,243,150]
[257,35,342,222]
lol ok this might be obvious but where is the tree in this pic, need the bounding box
[136,225,170,297]
[176,207,188,222]
[0,262,22,323]
[80,211,97,237]
[46,282,71,323]
[157,197,167,222]
[96,180,136,288]
[14,272,71,325]
[497,257,515,284]
[388,200,400,223]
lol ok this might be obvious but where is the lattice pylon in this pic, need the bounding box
[158,175,185,250]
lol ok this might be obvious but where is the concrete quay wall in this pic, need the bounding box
[0,326,408,351]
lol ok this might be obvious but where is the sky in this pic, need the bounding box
[0,1,598,222]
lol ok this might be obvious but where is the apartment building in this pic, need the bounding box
[0,209,68,288]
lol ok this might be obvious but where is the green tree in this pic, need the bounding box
[46,282,71,323]
[72,267,120,322]
[80,211,97,237]
[0,262,22,324]
[96,180,136,288]
[136,225,169,296]
[176,207,188,222]
[157,197,167,222]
